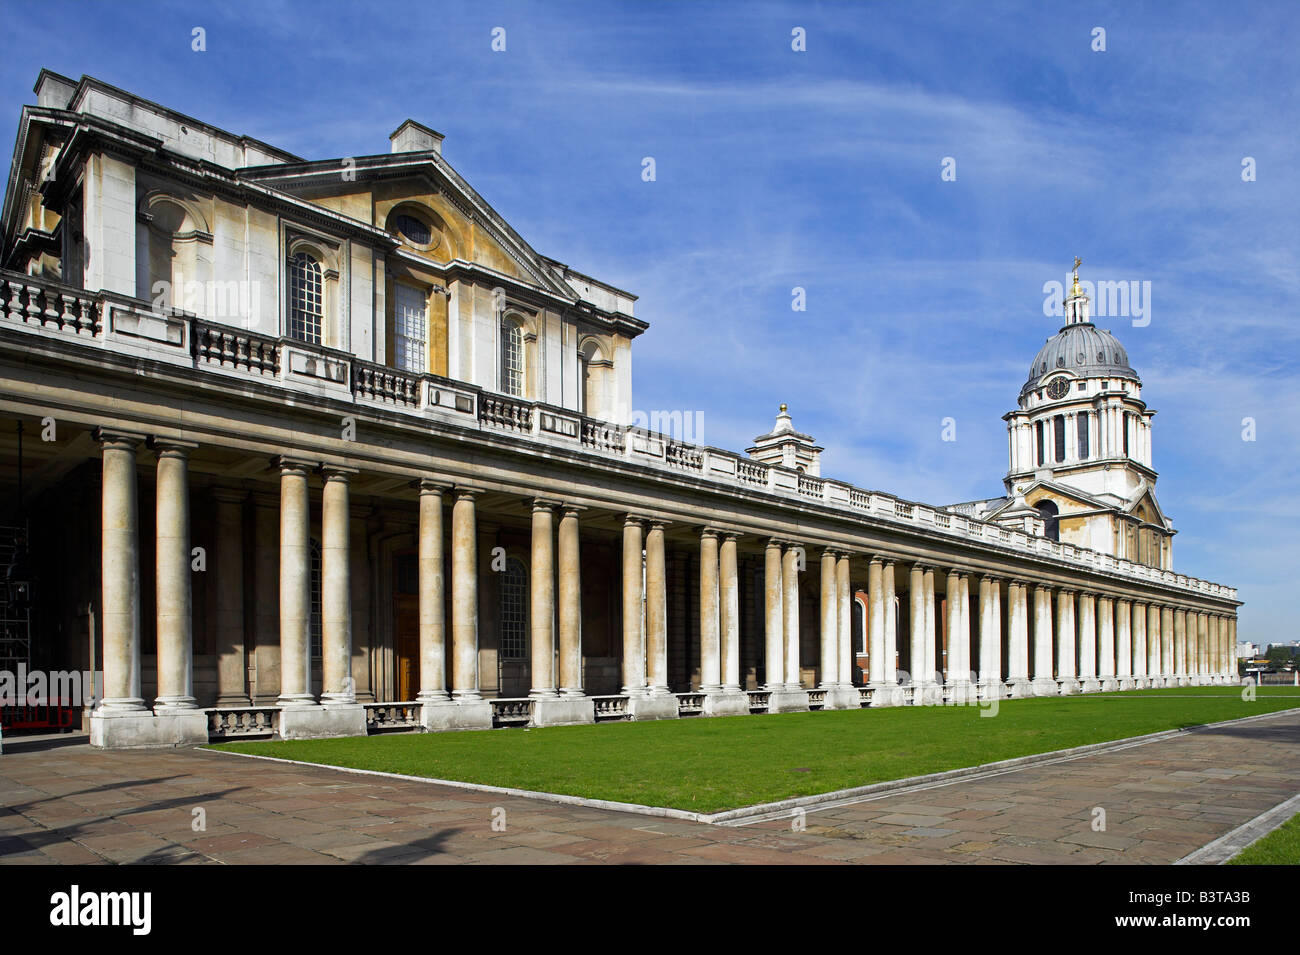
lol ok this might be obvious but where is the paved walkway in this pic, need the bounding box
[1,709,1297,865]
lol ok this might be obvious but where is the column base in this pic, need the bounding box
[913,683,944,706]
[1115,677,1135,691]
[1099,677,1119,691]
[766,687,811,713]
[818,685,862,711]
[1080,677,1101,693]
[627,692,680,721]
[530,696,595,727]
[1031,678,1059,697]
[1133,676,1150,689]
[90,708,209,749]
[977,681,1005,702]
[279,703,367,740]
[1057,678,1080,695]
[702,689,752,717]
[420,699,493,732]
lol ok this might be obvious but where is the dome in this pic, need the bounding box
[1022,322,1138,396]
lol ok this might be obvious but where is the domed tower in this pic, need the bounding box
[995,258,1174,568]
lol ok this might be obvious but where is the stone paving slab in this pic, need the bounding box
[0,708,1296,865]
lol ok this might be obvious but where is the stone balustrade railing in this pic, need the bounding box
[676,692,705,714]
[807,689,827,709]
[591,695,630,720]
[0,269,1237,604]
[207,706,279,739]
[489,698,534,727]
[746,690,771,711]
[364,701,421,732]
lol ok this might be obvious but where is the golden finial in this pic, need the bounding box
[1071,255,1082,296]
[779,403,788,413]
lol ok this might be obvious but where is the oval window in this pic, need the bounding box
[391,213,432,246]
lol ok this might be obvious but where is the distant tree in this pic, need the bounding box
[1264,646,1296,669]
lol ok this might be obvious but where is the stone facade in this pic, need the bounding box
[0,71,1242,749]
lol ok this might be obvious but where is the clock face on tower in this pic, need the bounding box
[1047,377,1069,400]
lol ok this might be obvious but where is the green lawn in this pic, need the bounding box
[209,687,1300,813]
[1228,812,1300,865]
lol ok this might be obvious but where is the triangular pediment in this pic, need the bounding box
[239,152,578,301]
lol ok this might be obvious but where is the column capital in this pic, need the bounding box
[452,485,482,501]
[981,572,1003,585]
[1057,587,1075,598]
[271,454,316,474]
[529,497,561,513]
[623,513,648,529]
[765,536,785,549]
[720,530,742,542]
[560,503,588,519]
[93,427,147,450]
[147,436,199,456]
[319,463,359,481]
[645,517,670,532]
[416,478,450,496]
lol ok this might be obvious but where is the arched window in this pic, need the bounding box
[1076,411,1090,459]
[1053,414,1066,463]
[501,318,524,396]
[577,351,590,415]
[499,557,528,660]
[289,251,324,344]
[853,598,866,655]
[393,283,427,373]
[1036,500,1060,542]
[1034,420,1045,467]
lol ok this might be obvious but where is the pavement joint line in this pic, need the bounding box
[1174,791,1300,866]
[197,706,1300,828]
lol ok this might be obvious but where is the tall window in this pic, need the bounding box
[1077,411,1090,459]
[310,538,322,659]
[288,251,323,344]
[1053,414,1066,463]
[1036,500,1060,542]
[577,352,589,415]
[1035,420,1045,466]
[501,319,524,396]
[499,557,527,660]
[394,284,427,373]
[1123,412,1131,456]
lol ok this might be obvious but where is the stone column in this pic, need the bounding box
[417,481,449,703]
[212,489,249,706]
[559,506,586,698]
[319,467,357,705]
[882,560,898,688]
[423,488,491,730]
[1078,593,1099,692]
[1197,613,1209,684]
[867,557,886,686]
[276,458,314,709]
[1160,605,1175,684]
[783,543,802,690]
[1097,596,1116,690]
[644,520,668,697]
[1147,604,1162,686]
[698,528,721,693]
[704,531,748,716]
[836,553,852,691]
[772,542,809,712]
[945,569,962,688]
[621,516,647,696]
[1115,598,1133,689]
[720,533,742,692]
[529,500,558,698]
[819,549,839,689]
[1173,608,1187,684]
[1228,616,1238,682]
[978,575,1002,700]
[959,574,971,684]
[922,566,937,700]
[1056,589,1078,694]
[1030,585,1055,695]
[908,564,927,696]
[153,440,197,711]
[763,539,784,690]
[1007,579,1031,697]
[450,490,483,701]
[1132,601,1148,688]
[90,431,146,748]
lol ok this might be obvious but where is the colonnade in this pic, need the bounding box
[88,433,1242,747]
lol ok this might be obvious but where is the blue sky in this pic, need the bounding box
[2,1,1296,645]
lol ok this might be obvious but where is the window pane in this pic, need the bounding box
[501,321,523,396]
[1077,411,1089,459]
[500,558,527,660]
[1053,414,1066,463]
[288,252,323,344]
[394,284,427,374]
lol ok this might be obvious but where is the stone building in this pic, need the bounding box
[0,71,1240,749]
